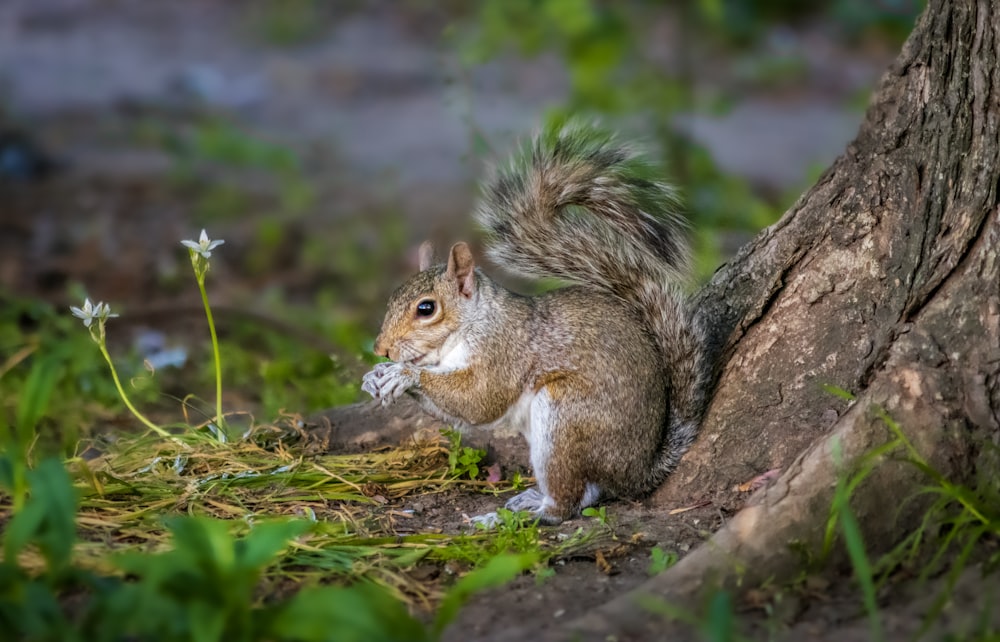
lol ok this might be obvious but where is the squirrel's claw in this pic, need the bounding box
[361,371,378,398]
[361,362,418,406]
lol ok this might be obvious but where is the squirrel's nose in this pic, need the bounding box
[373,336,390,359]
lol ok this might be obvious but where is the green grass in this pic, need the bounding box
[637,392,999,641]
[828,438,884,642]
[868,412,1000,637]
[0,293,163,455]
[0,450,543,641]
[813,400,999,639]
[0,251,605,642]
[0,421,609,641]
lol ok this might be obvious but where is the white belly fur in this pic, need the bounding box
[480,386,603,515]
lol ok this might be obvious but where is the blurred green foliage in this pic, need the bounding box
[0,455,539,642]
[0,287,367,452]
[209,329,361,422]
[244,0,331,47]
[136,117,315,220]
[129,114,398,423]
[457,0,922,278]
[704,0,922,44]
[0,293,160,456]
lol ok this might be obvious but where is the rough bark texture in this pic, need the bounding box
[307,399,444,453]
[307,399,529,470]
[657,0,1000,509]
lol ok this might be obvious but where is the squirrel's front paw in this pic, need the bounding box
[361,362,418,406]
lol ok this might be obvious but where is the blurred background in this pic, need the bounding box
[0,0,921,451]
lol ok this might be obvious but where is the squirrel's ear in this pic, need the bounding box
[446,242,476,298]
[418,241,435,271]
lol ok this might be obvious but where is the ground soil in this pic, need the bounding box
[436,503,723,642]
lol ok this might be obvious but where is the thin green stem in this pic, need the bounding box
[98,342,173,440]
[196,273,225,432]
[880,411,990,525]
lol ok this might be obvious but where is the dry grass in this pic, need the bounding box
[2,415,607,608]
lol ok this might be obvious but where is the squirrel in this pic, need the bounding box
[361,121,709,526]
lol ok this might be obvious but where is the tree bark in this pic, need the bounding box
[657,0,1000,509]
[307,398,529,471]
[484,1,1000,640]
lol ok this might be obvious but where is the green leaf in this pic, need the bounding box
[14,355,62,442]
[432,553,536,638]
[647,546,678,576]
[3,458,78,575]
[189,601,227,642]
[838,497,884,642]
[167,517,237,574]
[820,383,856,401]
[0,456,15,493]
[237,520,309,568]
[266,583,428,642]
[107,516,311,642]
[703,591,735,642]
[0,576,76,640]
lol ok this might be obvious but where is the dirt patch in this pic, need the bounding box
[438,503,721,642]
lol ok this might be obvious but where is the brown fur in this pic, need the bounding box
[364,123,708,524]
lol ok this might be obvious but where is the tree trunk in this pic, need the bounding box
[486,1,1000,640]
[657,0,1000,509]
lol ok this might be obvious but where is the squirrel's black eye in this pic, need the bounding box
[416,300,436,317]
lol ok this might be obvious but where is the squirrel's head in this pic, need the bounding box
[373,241,480,365]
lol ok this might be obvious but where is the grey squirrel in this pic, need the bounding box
[361,122,708,525]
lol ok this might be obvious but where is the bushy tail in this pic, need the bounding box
[476,121,708,479]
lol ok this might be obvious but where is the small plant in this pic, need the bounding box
[819,388,1000,640]
[582,504,619,530]
[582,505,612,527]
[66,229,229,443]
[827,438,884,642]
[647,546,679,576]
[69,298,171,440]
[487,507,534,536]
[1,350,59,512]
[181,229,227,435]
[1,292,166,456]
[871,410,1000,637]
[443,429,486,480]
[639,589,746,642]
[442,509,547,569]
[269,551,537,642]
[508,471,528,491]
[101,517,310,641]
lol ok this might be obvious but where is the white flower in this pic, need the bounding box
[181,229,225,259]
[70,298,119,328]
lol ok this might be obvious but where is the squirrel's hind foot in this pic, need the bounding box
[468,489,567,529]
[504,488,548,513]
